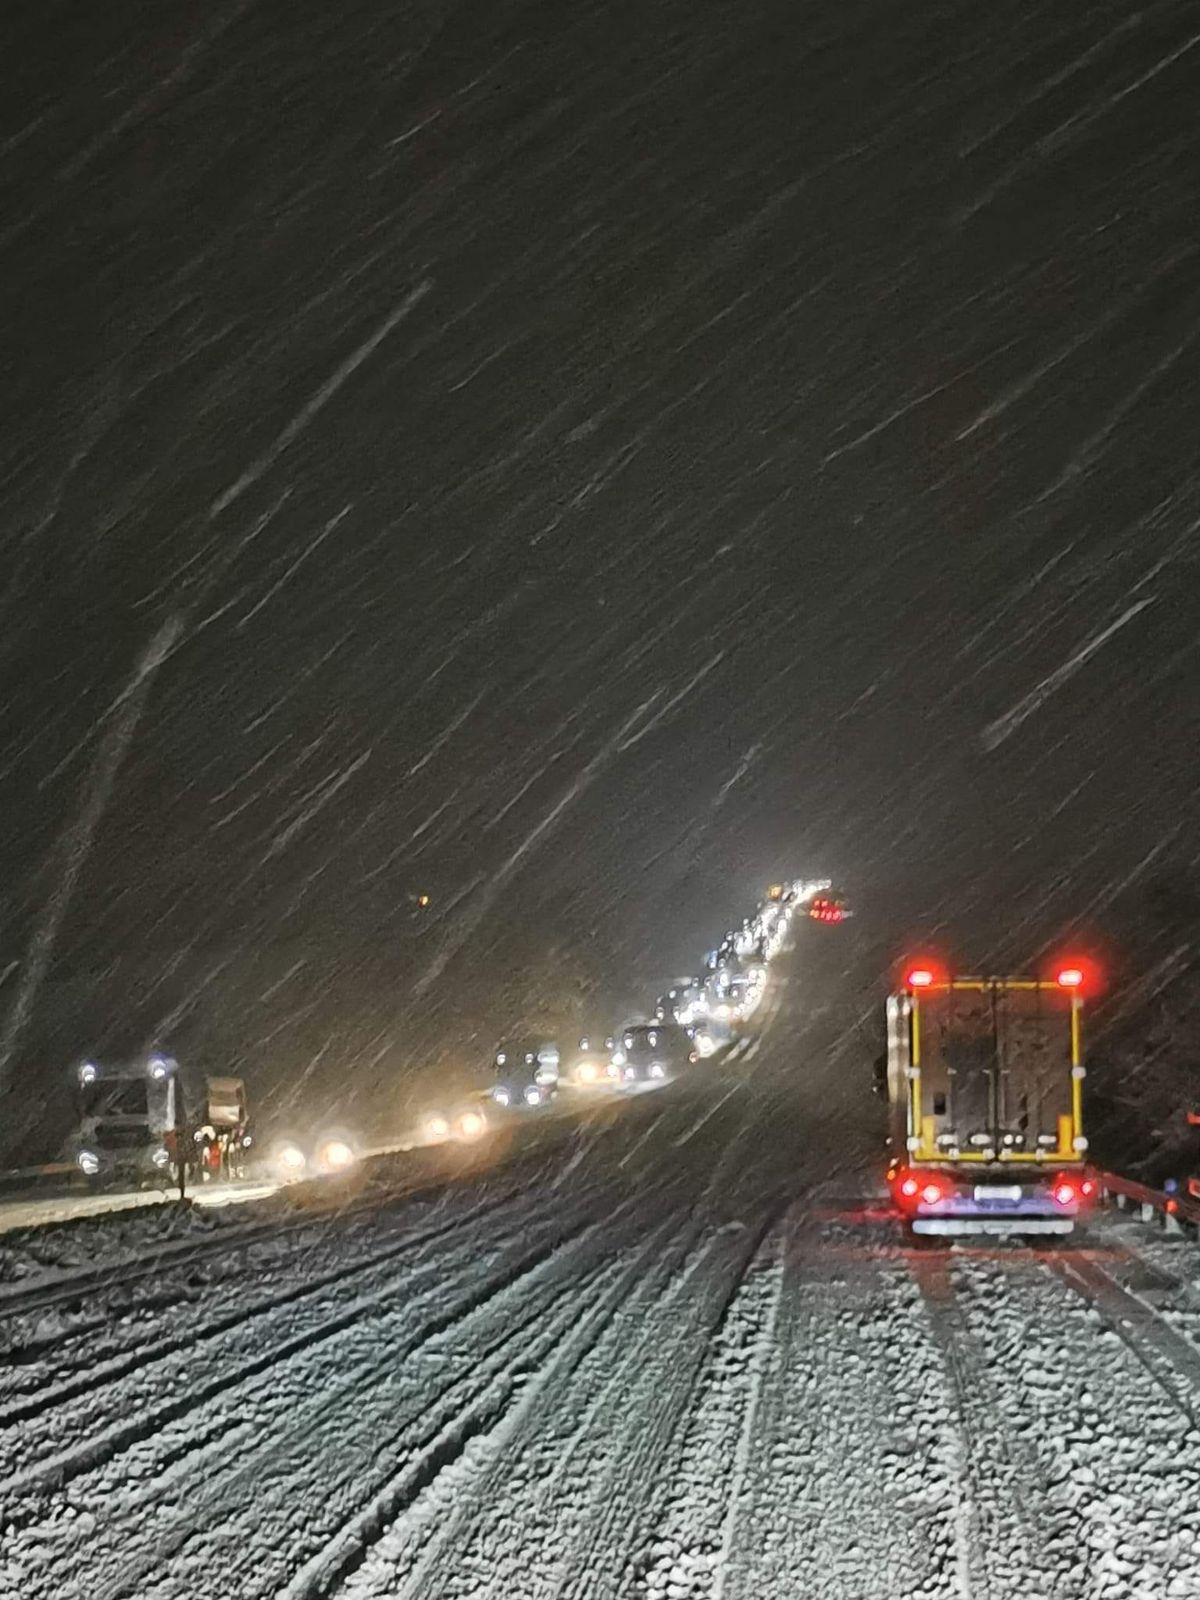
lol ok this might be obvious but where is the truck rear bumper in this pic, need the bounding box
[913,1216,1074,1236]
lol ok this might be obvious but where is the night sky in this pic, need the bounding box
[2,0,1198,1146]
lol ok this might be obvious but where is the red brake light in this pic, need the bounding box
[899,1175,919,1199]
[1052,1179,1078,1207]
[920,1181,945,1205]
[907,968,934,988]
[1056,967,1083,990]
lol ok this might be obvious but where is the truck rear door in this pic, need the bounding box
[913,982,1073,1158]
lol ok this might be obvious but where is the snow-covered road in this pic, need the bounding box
[4,959,1200,1599]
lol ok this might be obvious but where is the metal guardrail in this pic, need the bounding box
[1101,1169,1200,1234]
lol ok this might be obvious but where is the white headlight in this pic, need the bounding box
[276,1142,307,1175]
[524,1086,542,1106]
[458,1111,486,1140]
[78,1150,100,1176]
[79,1062,98,1086]
[318,1138,355,1172]
[493,1087,511,1106]
[425,1115,451,1142]
[650,1064,665,1079]
[578,1062,597,1082]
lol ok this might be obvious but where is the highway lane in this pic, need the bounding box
[4,942,1200,1598]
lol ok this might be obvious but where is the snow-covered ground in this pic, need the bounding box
[4,966,1200,1598]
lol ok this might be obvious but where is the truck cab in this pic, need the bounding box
[885,970,1095,1237]
[72,1056,178,1185]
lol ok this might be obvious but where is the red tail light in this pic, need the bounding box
[899,1175,919,1199]
[1056,967,1083,989]
[1080,1178,1096,1199]
[920,1181,945,1205]
[907,968,934,988]
[1052,1179,1079,1207]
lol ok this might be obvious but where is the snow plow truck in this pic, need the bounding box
[885,966,1096,1238]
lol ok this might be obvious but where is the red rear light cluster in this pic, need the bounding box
[1051,1174,1095,1208]
[809,899,845,923]
[891,1169,951,1209]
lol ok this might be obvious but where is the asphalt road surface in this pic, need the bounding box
[4,947,1200,1599]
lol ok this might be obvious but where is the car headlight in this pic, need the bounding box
[425,1115,451,1142]
[524,1086,542,1106]
[458,1110,486,1140]
[650,1063,665,1079]
[275,1142,308,1175]
[151,1146,171,1168]
[493,1086,511,1106]
[317,1138,355,1172]
[578,1062,597,1082]
[77,1150,100,1176]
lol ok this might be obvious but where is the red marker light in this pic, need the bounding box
[1056,967,1084,989]
[1080,1178,1096,1199]
[907,968,934,988]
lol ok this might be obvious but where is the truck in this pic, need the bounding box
[71,1055,250,1187]
[884,967,1096,1238]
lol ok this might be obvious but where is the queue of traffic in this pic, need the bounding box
[416,877,833,1149]
[61,878,836,1191]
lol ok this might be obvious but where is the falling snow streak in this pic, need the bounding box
[979,599,1156,752]
[208,282,433,519]
[0,614,183,1096]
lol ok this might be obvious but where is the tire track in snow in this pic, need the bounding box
[1045,1248,1200,1431]
[702,1211,952,1600]
[934,1246,1200,1594]
[302,1204,699,1599]
[0,1175,554,1428]
[909,1251,1054,1599]
[114,1173,694,1600]
[2,1174,625,1524]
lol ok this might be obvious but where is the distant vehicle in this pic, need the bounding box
[691,1016,732,1057]
[419,1098,489,1146]
[885,966,1096,1239]
[808,893,849,924]
[490,1039,559,1109]
[611,1024,695,1085]
[564,1037,620,1089]
[270,1127,359,1181]
[654,981,705,1026]
[70,1056,251,1187]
